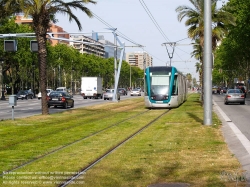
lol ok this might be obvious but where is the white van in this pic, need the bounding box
[56,87,67,92]
[37,89,54,100]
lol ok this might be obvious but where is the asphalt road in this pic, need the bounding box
[213,93,250,141]
[0,93,137,120]
[213,93,250,184]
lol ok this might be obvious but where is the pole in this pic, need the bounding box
[58,64,61,87]
[71,61,73,94]
[114,33,117,88]
[113,29,117,101]
[203,0,212,125]
[33,63,36,98]
[162,42,176,66]
[130,64,131,89]
[143,50,146,91]
[12,106,14,120]
[1,60,5,100]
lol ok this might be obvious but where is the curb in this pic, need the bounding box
[213,100,250,185]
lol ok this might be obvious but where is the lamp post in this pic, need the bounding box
[130,64,132,89]
[0,58,5,100]
[32,62,36,98]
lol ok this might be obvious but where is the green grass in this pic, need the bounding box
[0,94,246,187]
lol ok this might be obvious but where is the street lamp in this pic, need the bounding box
[0,58,5,100]
[32,62,36,98]
[130,64,131,89]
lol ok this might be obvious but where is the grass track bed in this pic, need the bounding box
[0,95,246,187]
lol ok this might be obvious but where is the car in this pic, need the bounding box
[130,88,141,96]
[238,86,247,98]
[47,91,74,108]
[16,90,34,100]
[38,89,54,100]
[136,87,142,92]
[56,87,67,92]
[103,89,120,100]
[224,89,245,105]
[118,88,127,95]
[212,86,219,94]
[221,87,228,94]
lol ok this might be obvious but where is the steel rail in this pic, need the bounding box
[59,109,170,187]
[0,106,148,177]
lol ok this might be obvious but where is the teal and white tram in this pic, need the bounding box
[144,66,188,108]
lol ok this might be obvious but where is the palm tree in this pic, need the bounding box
[0,0,21,20]
[4,0,96,114]
[176,0,235,49]
[176,0,235,103]
[191,39,203,86]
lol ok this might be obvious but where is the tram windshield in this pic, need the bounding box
[150,75,169,95]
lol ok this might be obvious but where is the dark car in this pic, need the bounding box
[16,90,34,100]
[118,88,127,95]
[238,86,247,98]
[47,91,74,109]
[221,87,228,94]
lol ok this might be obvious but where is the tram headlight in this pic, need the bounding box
[164,95,168,100]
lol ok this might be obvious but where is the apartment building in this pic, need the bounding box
[14,14,117,58]
[69,35,105,57]
[15,13,70,46]
[126,51,153,69]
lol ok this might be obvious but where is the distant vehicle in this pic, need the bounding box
[47,91,74,109]
[81,77,103,99]
[56,87,67,92]
[103,89,120,100]
[144,66,188,108]
[238,86,247,98]
[212,86,219,94]
[16,90,34,100]
[38,89,53,100]
[136,87,142,92]
[224,89,245,105]
[118,88,127,95]
[130,88,141,96]
[221,87,228,94]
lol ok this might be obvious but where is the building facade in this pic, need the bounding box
[14,15,124,59]
[98,35,126,61]
[126,51,153,69]
[15,14,70,46]
[69,35,105,57]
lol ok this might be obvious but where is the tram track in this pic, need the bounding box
[1,100,144,150]
[1,104,149,176]
[58,109,170,187]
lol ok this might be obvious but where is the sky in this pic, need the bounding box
[56,0,226,81]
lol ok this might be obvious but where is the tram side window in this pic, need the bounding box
[172,75,178,95]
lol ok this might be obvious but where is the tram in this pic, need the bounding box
[144,66,188,108]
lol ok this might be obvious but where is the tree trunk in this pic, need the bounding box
[37,35,49,115]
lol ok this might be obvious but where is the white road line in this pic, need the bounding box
[213,101,250,155]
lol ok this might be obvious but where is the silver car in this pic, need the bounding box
[130,88,141,96]
[103,89,120,100]
[224,89,245,105]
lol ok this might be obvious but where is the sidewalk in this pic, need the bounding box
[213,99,250,186]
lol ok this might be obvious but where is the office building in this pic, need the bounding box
[126,51,153,69]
